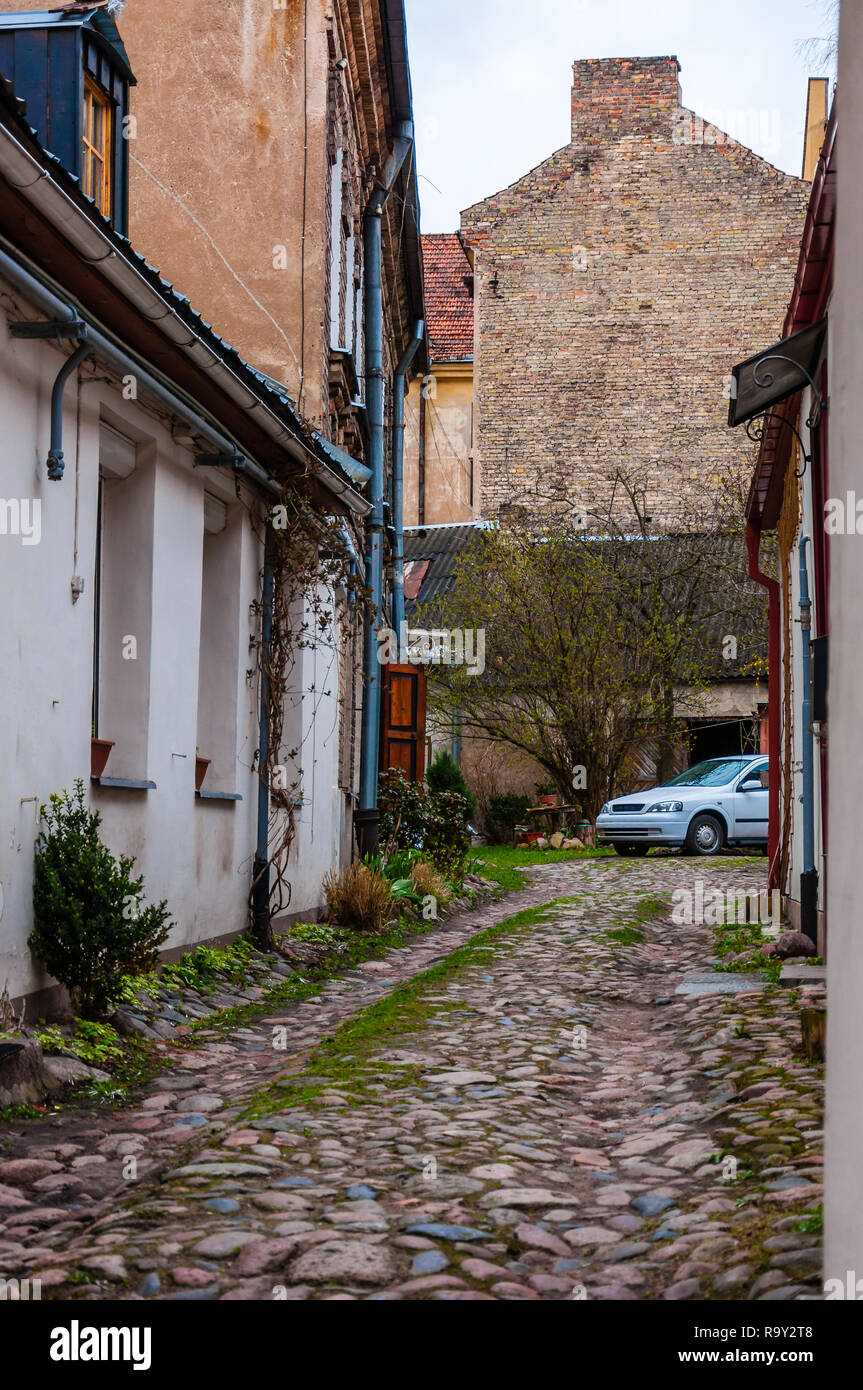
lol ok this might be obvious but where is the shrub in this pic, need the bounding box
[426,750,476,816]
[379,770,472,887]
[378,770,427,851]
[487,792,532,842]
[30,782,172,1019]
[323,860,395,934]
[409,859,450,905]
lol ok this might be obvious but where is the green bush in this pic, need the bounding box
[487,792,532,842]
[426,750,476,816]
[30,782,172,1019]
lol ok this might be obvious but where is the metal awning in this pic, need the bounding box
[312,431,372,489]
[728,318,827,428]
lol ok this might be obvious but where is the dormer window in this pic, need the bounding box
[0,5,135,234]
[82,75,112,216]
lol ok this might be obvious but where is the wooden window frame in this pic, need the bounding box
[82,74,112,217]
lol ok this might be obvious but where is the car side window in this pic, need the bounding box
[737,763,768,790]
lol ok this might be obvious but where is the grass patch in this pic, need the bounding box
[791,1209,823,1234]
[473,845,612,868]
[603,926,644,946]
[713,918,782,984]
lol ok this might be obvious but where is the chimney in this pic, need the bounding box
[802,77,829,180]
[571,56,682,144]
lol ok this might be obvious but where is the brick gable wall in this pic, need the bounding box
[461,57,810,527]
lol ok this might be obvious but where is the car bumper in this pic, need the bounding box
[595,814,689,847]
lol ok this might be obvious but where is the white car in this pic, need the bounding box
[595,754,769,857]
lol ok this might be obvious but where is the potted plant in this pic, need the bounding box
[90,738,115,778]
[536,782,563,808]
[194,752,211,792]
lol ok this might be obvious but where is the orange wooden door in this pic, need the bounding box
[380,664,427,781]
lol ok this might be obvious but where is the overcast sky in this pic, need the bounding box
[405,0,838,233]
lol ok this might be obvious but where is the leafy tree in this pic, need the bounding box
[419,465,766,820]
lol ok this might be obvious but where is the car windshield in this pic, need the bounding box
[664,758,755,788]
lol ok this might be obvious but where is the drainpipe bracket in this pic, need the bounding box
[11,319,87,341]
[195,450,246,473]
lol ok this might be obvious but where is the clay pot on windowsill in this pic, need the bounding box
[91,738,115,778]
[195,757,211,792]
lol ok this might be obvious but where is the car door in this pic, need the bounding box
[731,760,769,841]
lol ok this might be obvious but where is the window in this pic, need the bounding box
[196,494,242,794]
[82,75,112,216]
[93,423,153,779]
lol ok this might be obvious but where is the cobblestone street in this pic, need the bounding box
[0,857,825,1301]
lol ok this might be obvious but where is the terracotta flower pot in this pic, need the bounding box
[90,738,114,778]
[539,793,562,807]
[195,756,211,791]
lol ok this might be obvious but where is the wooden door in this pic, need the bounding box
[379,664,427,781]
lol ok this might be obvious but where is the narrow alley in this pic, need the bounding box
[1,858,824,1302]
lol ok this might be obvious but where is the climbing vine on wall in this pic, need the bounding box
[247,486,368,932]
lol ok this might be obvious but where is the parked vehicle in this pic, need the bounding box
[595,755,769,857]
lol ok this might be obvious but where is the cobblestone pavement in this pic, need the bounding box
[0,856,825,1301]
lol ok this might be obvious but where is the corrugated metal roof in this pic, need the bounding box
[403,522,494,614]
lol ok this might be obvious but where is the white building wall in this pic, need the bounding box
[826,0,863,1289]
[0,271,350,1005]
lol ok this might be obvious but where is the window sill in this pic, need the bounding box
[195,790,242,802]
[91,777,156,790]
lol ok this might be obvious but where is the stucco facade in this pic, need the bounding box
[825,0,863,1295]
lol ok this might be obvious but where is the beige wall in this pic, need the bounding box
[121,0,330,423]
[405,363,475,525]
[825,0,863,1295]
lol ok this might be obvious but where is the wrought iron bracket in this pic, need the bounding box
[745,353,829,480]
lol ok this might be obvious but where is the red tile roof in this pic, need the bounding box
[422,233,473,364]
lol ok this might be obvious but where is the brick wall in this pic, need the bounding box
[461,57,811,527]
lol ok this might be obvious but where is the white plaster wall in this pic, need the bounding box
[825,0,863,1288]
[0,272,347,1003]
[280,593,349,919]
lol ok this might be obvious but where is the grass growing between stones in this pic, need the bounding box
[241,899,569,1119]
[712,918,783,984]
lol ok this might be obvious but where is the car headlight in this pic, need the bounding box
[599,803,611,816]
[646,800,684,813]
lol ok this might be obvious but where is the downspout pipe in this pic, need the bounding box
[252,524,275,948]
[798,536,818,944]
[47,334,91,480]
[392,318,424,634]
[746,521,781,889]
[356,123,415,857]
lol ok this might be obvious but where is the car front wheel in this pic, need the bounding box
[684,813,724,857]
[613,843,650,857]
